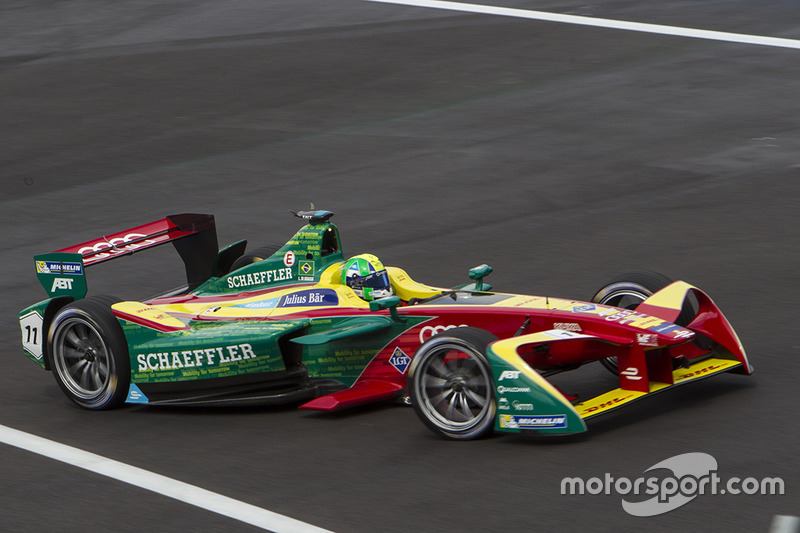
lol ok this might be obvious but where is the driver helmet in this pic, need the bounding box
[342,253,393,301]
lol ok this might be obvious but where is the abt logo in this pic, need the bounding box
[51,278,74,291]
[499,370,521,381]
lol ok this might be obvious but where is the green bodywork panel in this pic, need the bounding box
[291,316,395,345]
[34,253,87,299]
[125,319,308,384]
[299,315,430,387]
[194,222,344,296]
[123,312,430,388]
[487,345,587,435]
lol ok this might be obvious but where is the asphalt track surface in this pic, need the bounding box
[1,1,799,531]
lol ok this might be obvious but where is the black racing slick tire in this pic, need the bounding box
[591,271,673,311]
[591,271,695,375]
[47,296,130,410]
[408,327,498,440]
[229,244,281,272]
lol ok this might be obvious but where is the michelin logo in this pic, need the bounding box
[37,261,83,275]
[500,414,568,429]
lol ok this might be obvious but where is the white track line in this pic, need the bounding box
[771,516,800,533]
[1,424,333,533]
[367,0,800,50]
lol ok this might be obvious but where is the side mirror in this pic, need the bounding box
[468,264,493,291]
[369,296,403,322]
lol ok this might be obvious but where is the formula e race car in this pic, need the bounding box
[19,210,752,439]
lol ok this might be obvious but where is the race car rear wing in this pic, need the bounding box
[34,214,219,299]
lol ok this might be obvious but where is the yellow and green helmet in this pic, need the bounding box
[342,253,393,301]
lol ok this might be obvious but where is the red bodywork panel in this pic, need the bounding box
[299,380,404,411]
[55,214,214,267]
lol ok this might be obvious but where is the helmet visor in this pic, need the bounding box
[355,270,390,290]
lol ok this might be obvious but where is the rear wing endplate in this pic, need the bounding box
[35,214,218,299]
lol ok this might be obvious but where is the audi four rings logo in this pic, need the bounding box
[78,233,163,260]
[418,324,469,343]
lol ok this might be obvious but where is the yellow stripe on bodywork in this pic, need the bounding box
[672,358,741,385]
[576,357,741,419]
[641,281,694,311]
[385,266,445,301]
[493,295,549,309]
[112,302,189,329]
[157,285,369,320]
[318,263,343,285]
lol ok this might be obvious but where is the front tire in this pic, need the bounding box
[591,271,674,311]
[591,271,683,374]
[408,327,498,440]
[48,296,130,409]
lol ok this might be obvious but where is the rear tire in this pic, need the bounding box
[230,244,281,271]
[408,327,498,440]
[48,296,129,410]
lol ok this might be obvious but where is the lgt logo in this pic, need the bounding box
[51,278,74,291]
[388,347,411,374]
[499,370,521,381]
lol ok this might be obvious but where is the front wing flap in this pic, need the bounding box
[574,357,742,419]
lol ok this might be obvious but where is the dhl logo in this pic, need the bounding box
[579,394,637,415]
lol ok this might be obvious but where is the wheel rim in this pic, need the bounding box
[52,318,112,400]
[597,288,650,309]
[415,343,493,433]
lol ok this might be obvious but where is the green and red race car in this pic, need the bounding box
[18,210,752,440]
